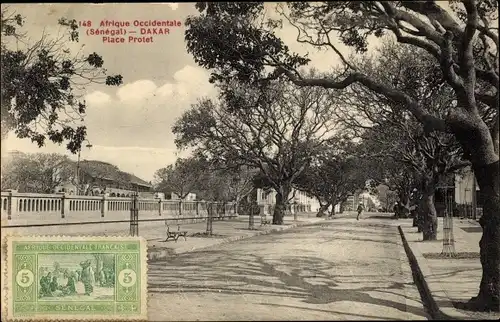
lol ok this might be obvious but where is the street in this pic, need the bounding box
[147,213,429,320]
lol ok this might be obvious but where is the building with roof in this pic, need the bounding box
[55,160,152,197]
[256,188,329,214]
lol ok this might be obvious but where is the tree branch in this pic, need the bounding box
[275,67,449,133]
[460,0,479,95]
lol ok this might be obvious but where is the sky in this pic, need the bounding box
[0,3,358,182]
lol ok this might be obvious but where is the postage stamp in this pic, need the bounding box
[3,236,148,321]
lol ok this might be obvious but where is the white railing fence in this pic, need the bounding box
[1,190,237,226]
[258,203,312,216]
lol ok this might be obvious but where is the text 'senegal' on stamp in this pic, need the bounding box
[3,236,148,321]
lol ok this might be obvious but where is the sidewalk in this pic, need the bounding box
[148,214,325,260]
[399,218,499,320]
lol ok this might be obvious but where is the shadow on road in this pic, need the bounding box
[256,302,402,320]
[148,221,429,320]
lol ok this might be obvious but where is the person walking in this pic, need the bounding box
[393,202,400,220]
[356,202,364,220]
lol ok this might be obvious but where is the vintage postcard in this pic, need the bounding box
[1,2,499,321]
[4,236,147,321]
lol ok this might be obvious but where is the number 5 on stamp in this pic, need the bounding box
[4,236,148,321]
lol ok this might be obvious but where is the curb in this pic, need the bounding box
[466,219,481,227]
[398,225,469,320]
[148,219,324,261]
[396,232,426,320]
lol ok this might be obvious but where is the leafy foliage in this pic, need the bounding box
[186,2,309,89]
[1,8,123,153]
[153,157,205,199]
[294,138,373,209]
[184,0,499,308]
[185,1,498,152]
[77,160,139,194]
[375,184,398,211]
[173,80,339,194]
[337,41,470,204]
[1,152,74,193]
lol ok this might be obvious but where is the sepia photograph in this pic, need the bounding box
[1,1,499,321]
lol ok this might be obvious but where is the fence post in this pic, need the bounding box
[60,193,69,219]
[158,198,162,216]
[130,193,139,236]
[7,190,18,220]
[100,194,107,217]
[196,201,199,221]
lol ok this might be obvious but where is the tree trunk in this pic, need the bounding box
[416,175,438,241]
[273,193,286,225]
[248,198,258,229]
[248,206,255,229]
[222,201,227,220]
[421,191,438,241]
[316,203,330,217]
[452,110,499,311]
[273,184,291,225]
[235,199,240,216]
[417,211,424,232]
[328,199,337,217]
[416,198,424,232]
[206,203,213,235]
[412,208,419,227]
[468,160,500,311]
[401,196,410,218]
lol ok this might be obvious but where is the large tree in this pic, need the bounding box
[341,43,470,239]
[1,8,122,153]
[374,184,399,212]
[339,41,472,238]
[355,107,468,240]
[185,2,499,310]
[1,152,73,193]
[77,160,131,195]
[153,157,205,202]
[172,81,339,224]
[224,165,258,212]
[294,138,371,217]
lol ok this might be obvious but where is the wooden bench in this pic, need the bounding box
[164,224,188,242]
[260,213,271,226]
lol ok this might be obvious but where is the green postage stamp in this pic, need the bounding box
[4,236,148,321]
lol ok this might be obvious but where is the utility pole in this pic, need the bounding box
[76,148,81,194]
[75,142,93,195]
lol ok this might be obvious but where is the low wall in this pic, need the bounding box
[1,190,236,227]
[259,203,312,215]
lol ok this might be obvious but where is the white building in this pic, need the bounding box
[454,167,479,204]
[256,188,340,215]
[170,192,197,201]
